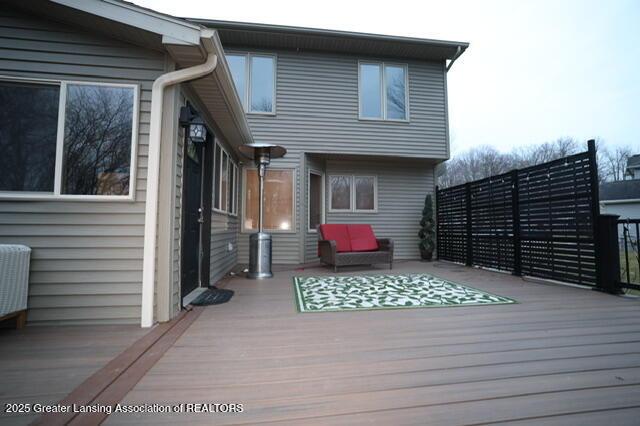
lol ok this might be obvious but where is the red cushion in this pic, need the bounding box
[319,224,352,252]
[347,224,379,252]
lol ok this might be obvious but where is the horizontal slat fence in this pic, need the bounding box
[437,140,600,287]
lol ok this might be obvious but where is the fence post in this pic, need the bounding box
[465,182,472,266]
[511,170,522,276]
[594,214,622,294]
[587,139,603,288]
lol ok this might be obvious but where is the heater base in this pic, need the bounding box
[247,232,273,280]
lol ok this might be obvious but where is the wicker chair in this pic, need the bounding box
[318,224,394,272]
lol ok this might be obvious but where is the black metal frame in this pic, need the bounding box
[437,141,601,288]
[618,219,640,291]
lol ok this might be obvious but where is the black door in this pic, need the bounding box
[181,138,203,299]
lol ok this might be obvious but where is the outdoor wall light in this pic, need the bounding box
[188,116,207,144]
[179,105,207,144]
[238,142,287,279]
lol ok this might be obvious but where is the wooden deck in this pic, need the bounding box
[0,324,147,425]
[103,261,640,425]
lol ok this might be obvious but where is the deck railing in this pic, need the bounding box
[618,219,640,291]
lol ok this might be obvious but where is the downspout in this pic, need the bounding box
[446,45,464,72]
[141,37,218,328]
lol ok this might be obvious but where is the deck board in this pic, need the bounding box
[0,325,146,426]
[106,261,640,424]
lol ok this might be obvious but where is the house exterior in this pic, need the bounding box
[626,154,640,180]
[600,180,640,220]
[0,0,467,326]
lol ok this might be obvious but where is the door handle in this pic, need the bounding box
[197,207,204,223]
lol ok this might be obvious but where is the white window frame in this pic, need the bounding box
[241,166,296,233]
[212,139,238,216]
[0,75,140,201]
[358,61,409,122]
[226,52,277,116]
[328,174,378,213]
[307,169,325,233]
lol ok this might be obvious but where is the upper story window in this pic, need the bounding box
[359,62,408,121]
[0,77,138,199]
[227,53,276,114]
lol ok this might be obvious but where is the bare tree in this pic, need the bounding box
[599,145,632,181]
[437,137,634,188]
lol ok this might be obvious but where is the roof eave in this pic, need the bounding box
[189,18,469,61]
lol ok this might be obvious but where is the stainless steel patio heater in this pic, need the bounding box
[238,143,287,279]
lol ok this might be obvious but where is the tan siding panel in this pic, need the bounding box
[0,7,165,324]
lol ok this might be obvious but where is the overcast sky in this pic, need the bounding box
[135,0,639,155]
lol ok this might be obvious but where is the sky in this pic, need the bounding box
[134,0,640,156]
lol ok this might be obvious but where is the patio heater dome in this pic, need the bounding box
[239,142,287,279]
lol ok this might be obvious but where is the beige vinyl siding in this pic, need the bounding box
[231,47,447,265]
[0,6,166,324]
[325,158,435,260]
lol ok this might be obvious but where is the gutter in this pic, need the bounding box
[141,33,218,328]
[446,45,464,72]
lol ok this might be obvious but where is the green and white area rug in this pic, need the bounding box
[293,273,516,313]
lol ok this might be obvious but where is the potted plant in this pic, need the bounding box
[418,194,435,261]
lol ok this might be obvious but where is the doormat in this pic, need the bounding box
[190,287,234,306]
[293,273,516,313]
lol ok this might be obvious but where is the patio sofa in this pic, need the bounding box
[318,224,394,272]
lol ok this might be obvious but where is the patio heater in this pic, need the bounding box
[238,143,287,279]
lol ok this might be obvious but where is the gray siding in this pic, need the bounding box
[0,7,166,324]
[325,159,435,260]
[209,137,240,284]
[232,47,447,265]
[210,213,238,284]
[245,49,448,159]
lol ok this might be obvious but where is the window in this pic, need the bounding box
[226,55,246,106]
[213,140,237,215]
[329,175,351,211]
[359,62,408,121]
[62,84,134,195]
[308,171,324,232]
[244,168,294,232]
[329,175,377,212]
[227,53,276,114]
[0,80,59,192]
[355,176,376,210]
[213,143,221,208]
[0,77,138,199]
